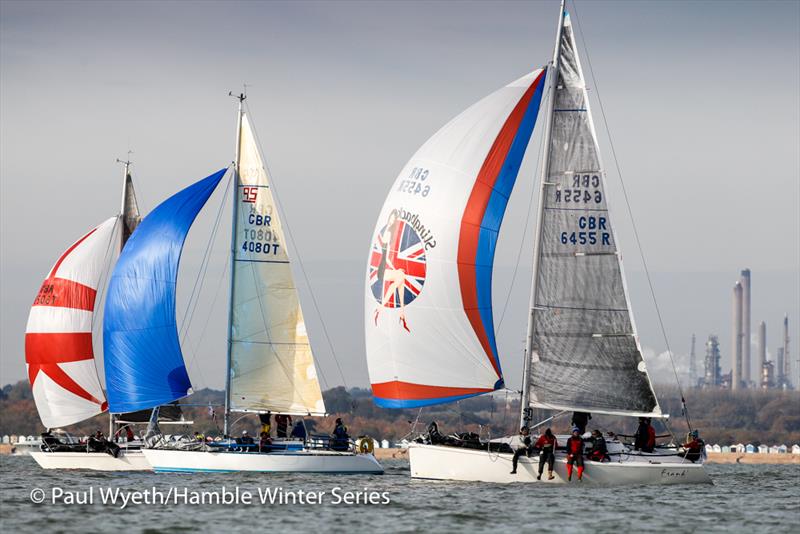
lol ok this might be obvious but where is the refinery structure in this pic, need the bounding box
[694,269,793,391]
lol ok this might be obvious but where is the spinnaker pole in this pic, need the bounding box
[520,0,566,428]
[223,92,245,437]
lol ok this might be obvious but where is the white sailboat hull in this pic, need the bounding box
[30,450,151,471]
[142,448,384,474]
[409,443,712,486]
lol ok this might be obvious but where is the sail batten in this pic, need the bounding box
[228,113,325,416]
[103,169,226,414]
[527,12,661,417]
[366,69,547,408]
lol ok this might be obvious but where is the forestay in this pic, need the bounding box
[527,13,661,417]
[104,169,226,413]
[366,69,547,408]
[228,114,325,416]
[25,217,119,428]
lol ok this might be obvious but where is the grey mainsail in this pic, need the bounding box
[527,12,661,417]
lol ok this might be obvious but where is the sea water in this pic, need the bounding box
[0,456,797,533]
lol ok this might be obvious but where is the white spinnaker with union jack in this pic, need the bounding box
[365,69,547,408]
[25,217,120,428]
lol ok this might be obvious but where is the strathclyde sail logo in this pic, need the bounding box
[368,209,428,317]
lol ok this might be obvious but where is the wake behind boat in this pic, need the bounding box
[364,1,710,486]
[106,94,382,475]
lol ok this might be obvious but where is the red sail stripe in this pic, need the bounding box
[25,332,104,407]
[372,380,493,400]
[48,226,99,278]
[25,332,94,365]
[457,73,544,378]
[31,277,97,311]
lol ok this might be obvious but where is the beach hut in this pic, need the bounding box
[778,445,788,454]
[705,444,714,454]
[792,445,800,455]
[768,446,779,454]
[735,443,745,453]
[2,435,8,444]
[10,435,17,444]
[759,445,770,454]
[381,439,390,449]
[745,444,756,453]
[720,445,730,453]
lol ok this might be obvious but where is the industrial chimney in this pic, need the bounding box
[740,269,751,386]
[731,281,743,391]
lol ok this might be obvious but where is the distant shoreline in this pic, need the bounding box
[3,444,797,464]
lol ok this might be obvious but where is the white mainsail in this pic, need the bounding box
[228,113,325,416]
[525,12,661,417]
[365,69,547,408]
[25,217,120,428]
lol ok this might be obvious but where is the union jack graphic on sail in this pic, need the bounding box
[368,218,427,308]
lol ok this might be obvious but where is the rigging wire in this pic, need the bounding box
[242,100,349,390]
[176,168,233,391]
[570,0,692,430]
[179,168,233,342]
[495,83,551,333]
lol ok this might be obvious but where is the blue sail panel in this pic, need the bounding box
[103,169,227,413]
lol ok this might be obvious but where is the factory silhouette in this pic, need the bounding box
[691,269,793,391]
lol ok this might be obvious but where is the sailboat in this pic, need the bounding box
[365,1,710,485]
[25,161,151,471]
[107,95,382,474]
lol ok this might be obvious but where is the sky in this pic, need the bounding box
[1,0,798,395]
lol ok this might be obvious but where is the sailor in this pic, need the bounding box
[331,418,350,451]
[240,429,255,445]
[90,429,120,458]
[259,431,272,452]
[510,426,533,475]
[633,417,648,451]
[533,428,557,480]
[193,431,206,442]
[275,414,293,438]
[682,430,705,462]
[587,429,609,462]
[565,427,585,481]
[259,413,272,436]
[646,419,656,452]
[571,412,592,435]
[290,421,307,441]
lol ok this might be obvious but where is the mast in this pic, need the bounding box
[110,155,134,438]
[224,92,245,436]
[520,0,566,428]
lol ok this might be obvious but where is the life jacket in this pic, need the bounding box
[567,436,584,455]
[535,435,557,450]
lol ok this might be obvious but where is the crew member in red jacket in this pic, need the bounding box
[565,427,585,482]
[646,419,656,452]
[534,428,558,480]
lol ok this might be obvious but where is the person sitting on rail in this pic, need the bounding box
[331,418,350,451]
[239,430,255,445]
[587,429,610,462]
[259,431,272,452]
[510,426,533,475]
[682,430,705,462]
[534,428,558,480]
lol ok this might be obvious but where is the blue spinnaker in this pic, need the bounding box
[104,169,227,413]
